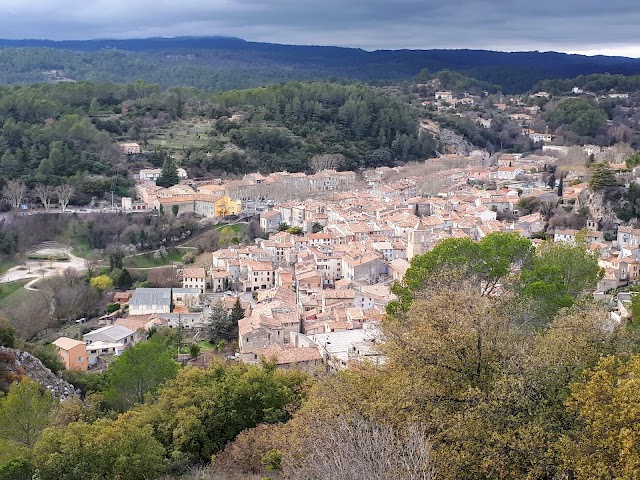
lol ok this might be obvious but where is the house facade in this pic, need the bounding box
[53,337,88,371]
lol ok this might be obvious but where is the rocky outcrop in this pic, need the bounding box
[436,128,475,156]
[0,346,79,400]
[419,120,476,156]
[578,189,622,231]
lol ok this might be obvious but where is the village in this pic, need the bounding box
[50,139,640,374]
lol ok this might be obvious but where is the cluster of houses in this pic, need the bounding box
[53,143,640,373]
[123,168,357,217]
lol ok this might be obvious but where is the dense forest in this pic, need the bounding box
[1,37,640,93]
[195,82,437,174]
[0,80,435,190]
[535,72,640,95]
[4,233,640,480]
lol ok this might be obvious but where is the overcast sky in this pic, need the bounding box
[0,0,638,57]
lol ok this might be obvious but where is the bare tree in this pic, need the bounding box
[55,184,75,212]
[83,251,101,278]
[2,180,27,211]
[285,415,436,480]
[34,184,56,211]
[147,266,179,288]
[309,154,345,173]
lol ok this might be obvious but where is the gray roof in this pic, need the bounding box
[172,288,201,295]
[84,325,135,342]
[309,324,381,355]
[130,288,172,307]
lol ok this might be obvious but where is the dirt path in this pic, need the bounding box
[0,248,86,284]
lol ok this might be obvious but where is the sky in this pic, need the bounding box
[0,0,638,57]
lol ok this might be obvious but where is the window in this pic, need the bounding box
[77,357,84,362]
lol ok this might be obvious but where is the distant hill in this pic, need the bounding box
[1,36,640,93]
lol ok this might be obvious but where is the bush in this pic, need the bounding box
[105,303,120,314]
[25,344,65,374]
[0,317,16,348]
[27,253,69,261]
[0,458,34,480]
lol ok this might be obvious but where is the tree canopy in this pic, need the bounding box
[105,340,178,411]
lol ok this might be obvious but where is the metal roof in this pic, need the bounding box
[129,288,172,307]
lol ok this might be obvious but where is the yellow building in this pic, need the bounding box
[154,193,242,218]
[213,195,242,217]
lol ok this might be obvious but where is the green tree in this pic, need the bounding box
[105,341,178,411]
[171,204,179,216]
[391,232,532,312]
[33,418,166,480]
[557,171,564,197]
[189,343,201,359]
[156,157,179,188]
[0,317,15,348]
[0,458,33,480]
[0,378,54,447]
[115,268,133,289]
[231,297,246,325]
[519,239,603,323]
[616,182,640,221]
[208,300,233,342]
[626,151,640,169]
[137,359,309,463]
[589,162,617,191]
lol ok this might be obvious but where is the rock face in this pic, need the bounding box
[0,346,79,400]
[436,128,475,156]
[579,189,622,231]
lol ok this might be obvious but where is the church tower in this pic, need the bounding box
[407,219,429,261]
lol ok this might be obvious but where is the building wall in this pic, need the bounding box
[57,344,88,371]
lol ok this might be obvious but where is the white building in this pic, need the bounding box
[129,288,172,316]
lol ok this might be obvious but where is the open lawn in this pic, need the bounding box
[215,223,246,246]
[0,281,39,312]
[198,340,219,351]
[0,279,29,302]
[123,249,185,269]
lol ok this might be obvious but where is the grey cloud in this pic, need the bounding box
[0,0,637,55]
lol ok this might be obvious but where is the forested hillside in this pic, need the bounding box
[2,37,640,92]
[0,80,434,192]
[195,82,436,174]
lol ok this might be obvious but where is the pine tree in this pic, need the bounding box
[208,301,232,342]
[156,157,180,188]
[230,297,245,325]
[589,163,617,191]
[116,268,133,289]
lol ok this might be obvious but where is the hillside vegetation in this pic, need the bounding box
[0,81,435,188]
[1,37,640,92]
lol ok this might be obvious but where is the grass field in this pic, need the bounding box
[0,280,44,338]
[0,279,30,303]
[215,223,246,246]
[198,340,218,351]
[123,249,185,269]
